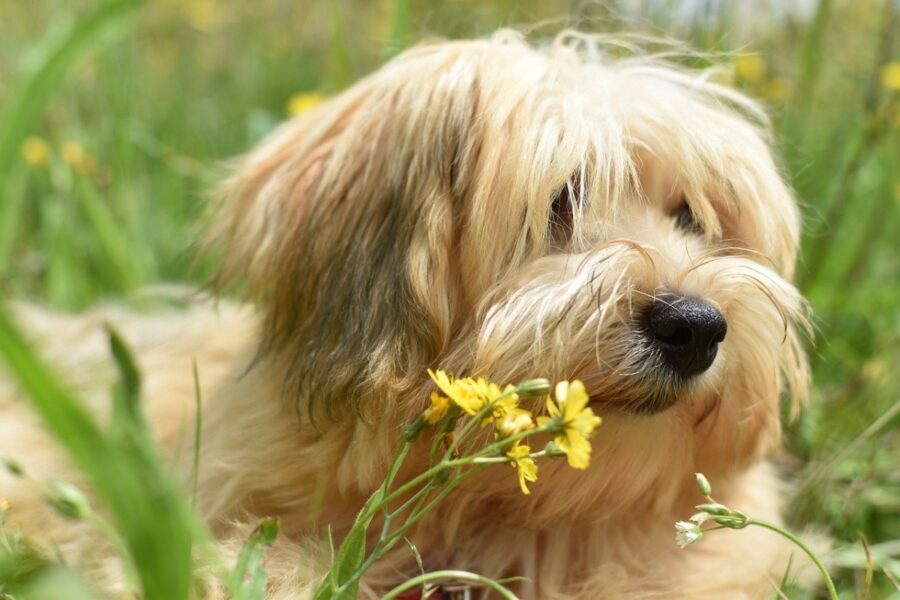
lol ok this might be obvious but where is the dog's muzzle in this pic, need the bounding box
[643,295,727,378]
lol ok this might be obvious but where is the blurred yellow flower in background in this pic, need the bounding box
[734,53,766,83]
[881,62,900,91]
[764,77,791,103]
[287,92,327,117]
[61,141,98,177]
[20,136,51,167]
[185,0,225,31]
[61,140,85,166]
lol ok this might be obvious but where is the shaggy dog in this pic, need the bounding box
[2,30,815,598]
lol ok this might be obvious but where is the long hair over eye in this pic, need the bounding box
[549,173,584,248]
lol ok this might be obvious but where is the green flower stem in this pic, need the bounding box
[388,481,435,520]
[472,425,549,457]
[378,425,551,511]
[746,518,837,600]
[338,476,468,595]
[354,442,411,525]
[383,441,412,491]
[87,511,138,593]
[381,569,518,600]
[386,471,472,544]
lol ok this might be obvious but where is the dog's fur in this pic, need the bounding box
[2,30,818,598]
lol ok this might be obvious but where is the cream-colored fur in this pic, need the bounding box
[2,30,821,598]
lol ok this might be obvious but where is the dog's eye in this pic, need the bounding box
[673,200,703,235]
[549,177,581,247]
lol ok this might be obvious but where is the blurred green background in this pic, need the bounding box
[0,0,898,597]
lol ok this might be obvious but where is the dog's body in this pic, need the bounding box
[2,31,818,598]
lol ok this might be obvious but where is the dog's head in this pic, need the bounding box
[210,30,809,514]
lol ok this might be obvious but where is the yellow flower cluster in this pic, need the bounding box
[424,370,602,495]
[19,137,102,178]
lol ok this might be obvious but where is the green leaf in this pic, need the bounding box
[228,518,281,600]
[106,325,141,426]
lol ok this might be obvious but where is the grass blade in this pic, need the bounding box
[0,302,202,599]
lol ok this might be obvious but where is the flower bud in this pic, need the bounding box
[695,472,712,497]
[45,481,89,520]
[2,455,24,478]
[713,513,750,529]
[544,441,566,457]
[694,502,730,516]
[515,378,551,397]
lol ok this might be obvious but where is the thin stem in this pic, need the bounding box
[470,449,551,465]
[356,442,411,524]
[747,518,838,600]
[379,425,551,509]
[382,472,469,553]
[88,512,138,593]
[381,570,519,600]
[388,481,435,520]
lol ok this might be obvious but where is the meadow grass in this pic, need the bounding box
[0,1,898,598]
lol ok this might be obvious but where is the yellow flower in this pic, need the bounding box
[77,154,98,177]
[764,77,791,103]
[537,380,601,470]
[286,92,327,117]
[428,370,483,415]
[61,140,84,166]
[471,378,519,425]
[495,408,534,437]
[185,0,224,31]
[881,63,900,91]
[507,443,538,495]
[20,136,50,167]
[734,54,766,83]
[423,392,450,424]
[60,141,99,176]
[427,370,518,421]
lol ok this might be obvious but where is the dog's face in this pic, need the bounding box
[211,31,809,516]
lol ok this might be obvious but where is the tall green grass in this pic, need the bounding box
[0,0,897,598]
[0,307,203,598]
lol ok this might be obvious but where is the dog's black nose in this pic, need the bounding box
[644,295,727,378]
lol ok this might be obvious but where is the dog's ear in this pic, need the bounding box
[207,51,481,423]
